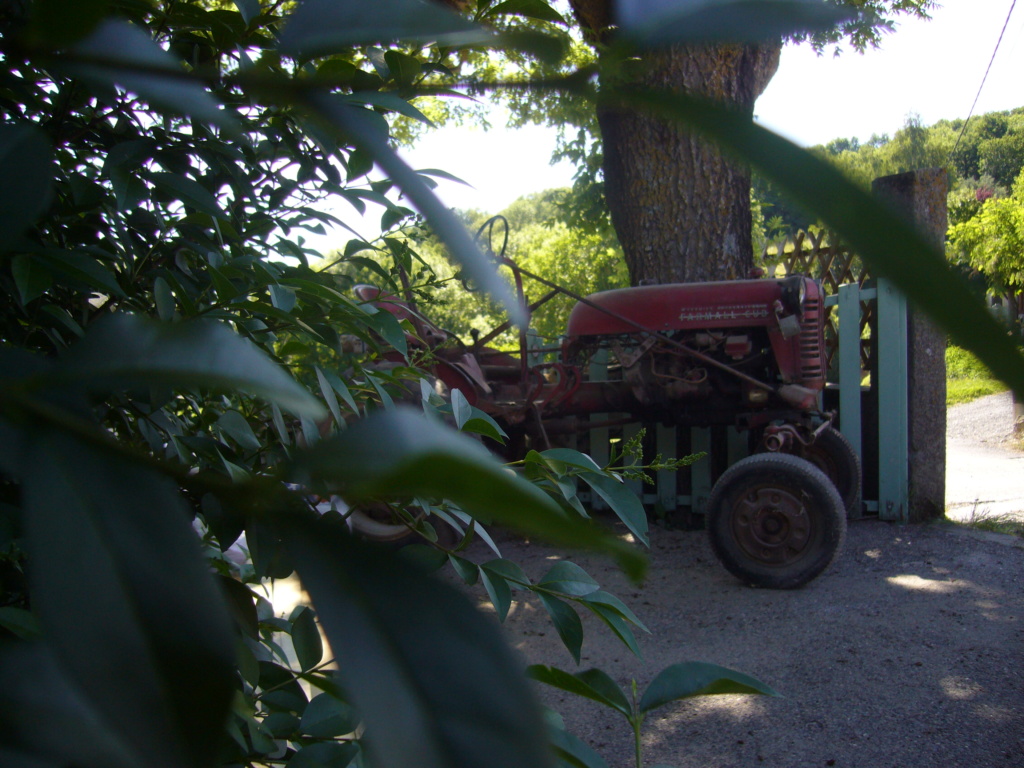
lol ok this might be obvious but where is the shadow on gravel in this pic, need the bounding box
[480,520,1024,768]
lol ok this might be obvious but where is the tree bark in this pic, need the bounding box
[569,0,781,285]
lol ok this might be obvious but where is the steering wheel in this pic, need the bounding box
[462,215,510,293]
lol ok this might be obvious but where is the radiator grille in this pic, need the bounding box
[798,294,826,384]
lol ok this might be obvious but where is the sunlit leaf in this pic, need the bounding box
[638,662,779,713]
[489,0,566,24]
[282,517,554,768]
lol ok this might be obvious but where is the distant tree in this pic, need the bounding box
[979,131,1024,188]
[948,169,1024,309]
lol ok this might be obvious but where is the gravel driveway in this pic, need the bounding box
[480,392,1024,768]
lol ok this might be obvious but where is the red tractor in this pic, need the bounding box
[355,218,859,588]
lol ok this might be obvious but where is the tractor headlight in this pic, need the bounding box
[781,276,806,317]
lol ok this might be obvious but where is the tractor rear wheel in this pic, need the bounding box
[706,453,846,589]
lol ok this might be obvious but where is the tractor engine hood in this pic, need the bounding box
[565,277,813,338]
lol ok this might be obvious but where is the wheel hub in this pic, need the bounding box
[732,488,811,566]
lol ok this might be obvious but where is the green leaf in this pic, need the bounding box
[363,308,409,358]
[538,594,583,664]
[451,387,473,430]
[316,366,345,426]
[614,86,1024,398]
[291,606,324,672]
[36,249,124,298]
[150,173,223,218]
[20,429,236,768]
[0,607,41,640]
[526,665,631,717]
[29,0,109,47]
[481,558,530,586]
[579,590,649,634]
[153,276,175,321]
[282,517,554,768]
[548,723,611,768]
[306,98,528,327]
[480,567,512,620]
[320,367,360,414]
[616,0,851,46]
[448,554,480,585]
[489,0,566,24]
[11,255,52,305]
[540,448,603,473]
[297,409,646,579]
[278,0,493,57]
[234,0,260,25]
[269,283,297,313]
[579,473,649,547]
[582,602,642,659]
[217,410,262,452]
[289,741,359,768]
[638,662,779,714]
[58,314,326,418]
[345,90,433,125]
[299,692,359,739]
[0,125,53,240]
[538,561,600,597]
[69,20,235,131]
[0,641,140,767]
[460,412,509,443]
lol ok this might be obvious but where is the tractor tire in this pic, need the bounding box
[706,453,846,589]
[793,426,862,518]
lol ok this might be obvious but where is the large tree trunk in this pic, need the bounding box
[569,1,781,285]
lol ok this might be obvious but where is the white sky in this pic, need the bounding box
[312,0,1024,245]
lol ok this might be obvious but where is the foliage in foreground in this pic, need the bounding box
[2,2,1024,768]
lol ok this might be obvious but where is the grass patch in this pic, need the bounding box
[946,345,1008,406]
[947,377,1008,406]
[953,509,1024,538]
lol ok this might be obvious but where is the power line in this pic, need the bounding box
[950,0,1018,160]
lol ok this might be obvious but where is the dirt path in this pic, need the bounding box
[481,520,1023,768]
[947,391,1024,521]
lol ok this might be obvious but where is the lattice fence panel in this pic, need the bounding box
[762,232,875,381]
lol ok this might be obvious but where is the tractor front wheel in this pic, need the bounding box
[706,453,846,589]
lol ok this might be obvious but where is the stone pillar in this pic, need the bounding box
[872,169,947,523]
